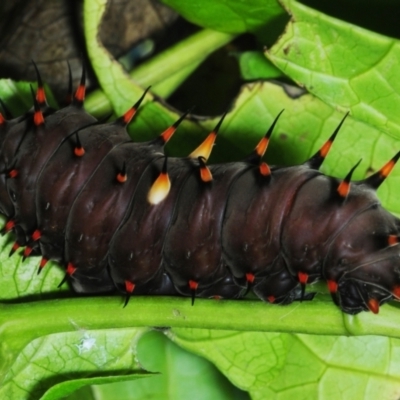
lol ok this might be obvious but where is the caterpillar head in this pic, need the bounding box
[324,203,400,313]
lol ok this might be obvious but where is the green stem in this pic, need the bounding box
[85,29,236,117]
[1,295,400,378]
[131,29,235,89]
[1,296,400,365]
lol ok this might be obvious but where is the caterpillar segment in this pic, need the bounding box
[1,69,400,314]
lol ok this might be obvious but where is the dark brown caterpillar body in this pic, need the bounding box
[2,69,400,315]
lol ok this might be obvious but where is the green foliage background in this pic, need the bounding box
[1,0,400,399]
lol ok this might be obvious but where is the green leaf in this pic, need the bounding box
[161,0,286,43]
[234,51,284,81]
[0,221,66,300]
[170,329,288,390]
[0,328,149,400]
[261,334,400,399]
[83,0,151,115]
[89,331,247,400]
[41,373,148,400]
[0,80,33,114]
[267,0,400,138]
[0,80,57,115]
[171,331,400,399]
[197,80,400,217]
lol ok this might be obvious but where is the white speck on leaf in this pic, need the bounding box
[76,333,97,354]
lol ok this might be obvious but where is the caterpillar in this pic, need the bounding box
[1,66,400,316]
